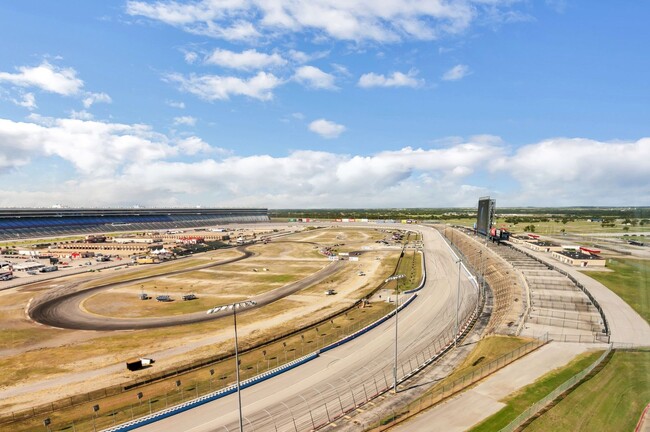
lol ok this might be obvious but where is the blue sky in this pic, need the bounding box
[0,1,648,208]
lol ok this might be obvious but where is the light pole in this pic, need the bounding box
[454,258,461,348]
[385,273,405,393]
[207,301,255,432]
[233,304,243,432]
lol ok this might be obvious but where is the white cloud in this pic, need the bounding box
[177,136,216,155]
[293,66,337,90]
[0,117,176,176]
[442,64,470,81]
[287,49,329,64]
[309,119,346,139]
[12,92,37,110]
[331,63,351,76]
[82,92,112,108]
[184,51,199,64]
[173,116,197,126]
[167,71,282,101]
[0,61,84,95]
[358,70,422,88]
[205,48,286,70]
[1,119,648,207]
[166,100,186,109]
[495,137,650,205]
[126,0,518,42]
[70,110,94,120]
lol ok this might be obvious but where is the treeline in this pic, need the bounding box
[270,207,650,221]
[270,208,475,220]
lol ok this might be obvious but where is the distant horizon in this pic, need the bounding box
[0,205,648,211]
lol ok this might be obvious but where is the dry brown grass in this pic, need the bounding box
[0,226,413,425]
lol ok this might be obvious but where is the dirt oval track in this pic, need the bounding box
[29,246,343,331]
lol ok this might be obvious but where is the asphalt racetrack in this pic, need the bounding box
[29,245,344,331]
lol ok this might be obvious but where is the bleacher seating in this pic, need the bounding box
[0,209,270,240]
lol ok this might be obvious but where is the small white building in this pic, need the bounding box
[13,261,45,271]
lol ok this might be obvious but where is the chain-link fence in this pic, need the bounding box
[498,344,612,432]
[361,334,549,431]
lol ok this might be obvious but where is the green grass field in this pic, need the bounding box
[469,350,603,432]
[526,350,650,432]
[443,217,650,235]
[584,259,650,323]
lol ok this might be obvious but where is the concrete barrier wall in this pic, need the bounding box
[103,353,319,432]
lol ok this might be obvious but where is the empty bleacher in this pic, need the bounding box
[490,243,606,342]
[0,208,270,241]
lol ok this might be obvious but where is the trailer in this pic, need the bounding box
[126,357,155,371]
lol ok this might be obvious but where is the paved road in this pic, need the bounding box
[132,225,479,432]
[392,342,599,432]
[29,246,343,331]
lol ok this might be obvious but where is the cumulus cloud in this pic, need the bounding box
[494,137,650,205]
[0,117,176,176]
[308,119,346,138]
[0,61,84,95]
[184,51,199,64]
[287,49,329,64]
[176,136,216,155]
[12,92,37,110]
[125,0,519,42]
[293,66,337,90]
[173,115,197,126]
[166,71,282,101]
[358,70,422,88]
[205,48,286,70]
[442,64,470,81]
[1,116,647,207]
[70,110,94,120]
[82,92,112,108]
[166,100,186,109]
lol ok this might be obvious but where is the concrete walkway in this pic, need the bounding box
[392,342,600,432]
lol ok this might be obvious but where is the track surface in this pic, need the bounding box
[133,224,479,432]
[29,245,343,331]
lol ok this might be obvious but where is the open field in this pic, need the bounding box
[525,350,650,432]
[468,350,603,432]
[443,217,650,235]
[81,248,245,288]
[583,258,650,323]
[5,300,396,432]
[0,226,413,422]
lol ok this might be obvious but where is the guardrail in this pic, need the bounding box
[498,344,612,432]
[404,250,426,294]
[102,228,477,432]
[102,353,319,432]
[321,294,418,353]
[99,293,422,432]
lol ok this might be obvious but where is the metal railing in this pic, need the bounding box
[362,334,549,431]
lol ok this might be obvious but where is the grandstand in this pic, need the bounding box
[0,208,269,241]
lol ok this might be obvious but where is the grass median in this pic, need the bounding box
[583,258,650,323]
